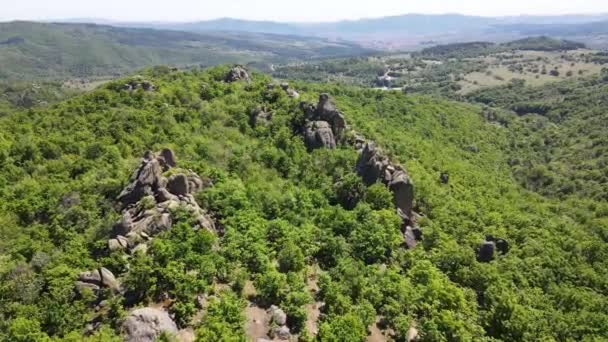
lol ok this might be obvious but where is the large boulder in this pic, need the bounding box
[99,267,120,291]
[167,174,189,196]
[225,66,250,83]
[250,107,272,127]
[316,93,338,119]
[270,305,287,326]
[356,142,387,185]
[304,121,336,150]
[315,94,345,139]
[159,148,176,168]
[495,238,510,255]
[272,325,290,340]
[108,235,130,252]
[77,267,120,292]
[478,241,496,262]
[389,170,414,218]
[117,153,163,208]
[280,83,300,98]
[478,235,509,262]
[122,307,178,342]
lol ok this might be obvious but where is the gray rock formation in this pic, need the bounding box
[122,307,177,342]
[250,107,272,127]
[76,267,120,293]
[123,77,156,92]
[389,170,414,217]
[225,65,250,82]
[478,235,509,262]
[272,325,290,340]
[117,153,163,208]
[167,174,189,196]
[270,305,287,326]
[299,94,347,150]
[159,148,177,168]
[108,235,130,252]
[280,82,300,98]
[356,142,414,220]
[478,240,496,262]
[305,121,336,149]
[111,150,216,253]
[440,172,449,184]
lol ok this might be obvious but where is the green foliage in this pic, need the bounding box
[277,242,306,273]
[195,291,246,341]
[318,313,368,342]
[364,183,394,210]
[0,65,607,342]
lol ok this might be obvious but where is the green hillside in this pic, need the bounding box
[467,73,608,201]
[0,21,372,80]
[0,65,607,341]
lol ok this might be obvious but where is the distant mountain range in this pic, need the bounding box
[0,21,373,80]
[53,14,608,47]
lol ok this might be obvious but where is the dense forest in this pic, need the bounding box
[0,22,372,80]
[0,64,607,341]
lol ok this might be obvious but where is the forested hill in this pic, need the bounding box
[0,21,372,80]
[467,73,608,201]
[0,65,607,341]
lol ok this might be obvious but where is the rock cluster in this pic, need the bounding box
[267,82,300,98]
[300,93,347,150]
[75,267,120,293]
[305,121,336,149]
[225,65,250,83]
[356,141,418,246]
[269,306,290,340]
[250,106,272,127]
[122,307,178,342]
[477,235,510,262]
[299,93,421,248]
[123,77,155,91]
[109,149,215,253]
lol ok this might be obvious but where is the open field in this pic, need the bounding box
[458,50,605,93]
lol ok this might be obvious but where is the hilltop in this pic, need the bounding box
[0,65,607,341]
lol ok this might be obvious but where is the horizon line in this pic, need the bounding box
[2,11,608,25]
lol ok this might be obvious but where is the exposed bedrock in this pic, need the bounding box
[111,149,216,253]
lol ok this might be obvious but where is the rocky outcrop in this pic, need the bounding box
[269,306,290,340]
[250,107,272,127]
[116,153,164,209]
[305,121,336,149]
[123,77,155,92]
[122,307,178,342]
[389,170,414,218]
[266,82,300,99]
[299,94,347,150]
[478,235,509,262]
[270,305,287,326]
[439,172,449,184]
[300,93,421,248]
[76,267,120,293]
[225,65,250,83]
[357,142,414,222]
[111,150,215,253]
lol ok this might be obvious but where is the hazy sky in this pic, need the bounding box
[1,0,607,22]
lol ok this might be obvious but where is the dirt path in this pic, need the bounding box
[245,303,271,341]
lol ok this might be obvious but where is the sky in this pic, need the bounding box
[1,0,607,22]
